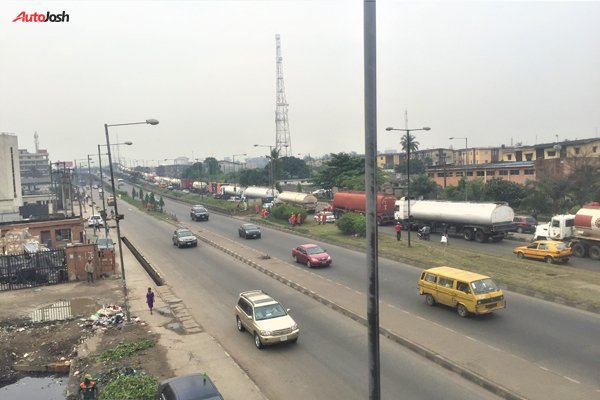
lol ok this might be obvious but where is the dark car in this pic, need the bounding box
[172,229,198,248]
[190,205,209,221]
[512,215,537,234]
[238,223,261,239]
[292,244,332,268]
[158,373,223,400]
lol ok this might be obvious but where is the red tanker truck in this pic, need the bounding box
[534,202,600,260]
[332,192,396,225]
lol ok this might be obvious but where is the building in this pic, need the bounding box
[19,147,51,193]
[0,133,23,220]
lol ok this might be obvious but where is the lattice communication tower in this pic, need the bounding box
[275,34,291,156]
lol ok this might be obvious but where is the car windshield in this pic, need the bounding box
[194,207,207,212]
[177,230,193,237]
[470,278,499,294]
[306,246,325,255]
[254,304,286,321]
[244,224,258,230]
[526,217,536,224]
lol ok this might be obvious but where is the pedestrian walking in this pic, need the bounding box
[321,213,327,225]
[317,212,322,225]
[297,213,302,225]
[255,204,260,214]
[146,287,155,315]
[79,373,98,399]
[290,213,296,226]
[84,259,94,284]
[93,220,99,235]
[395,221,403,241]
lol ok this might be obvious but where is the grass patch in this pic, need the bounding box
[100,373,158,400]
[99,339,155,361]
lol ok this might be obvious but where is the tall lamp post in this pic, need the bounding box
[254,144,276,199]
[98,141,133,237]
[232,153,246,196]
[105,119,159,322]
[449,137,468,201]
[86,156,96,218]
[386,126,431,248]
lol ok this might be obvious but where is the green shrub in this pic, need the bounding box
[336,212,366,237]
[101,373,158,400]
[270,203,307,224]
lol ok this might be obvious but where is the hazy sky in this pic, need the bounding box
[2,1,600,165]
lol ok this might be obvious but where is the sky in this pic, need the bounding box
[1,0,600,166]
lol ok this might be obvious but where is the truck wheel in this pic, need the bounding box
[425,294,435,306]
[571,243,587,258]
[457,304,469,318]
[589,245,600,261]
[463,230,474,241]
[475,230,486,243]
[516,227,523,234]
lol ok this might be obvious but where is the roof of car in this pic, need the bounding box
[423,266,491,282]
[160,373,223,400]
[241,223,259,228]
[300,244,319,249]
[240,290,276,305]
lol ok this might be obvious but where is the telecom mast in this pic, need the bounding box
[34,131,39,152]
[275,34,291,156]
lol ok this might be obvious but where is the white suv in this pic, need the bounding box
[235,290,299,349]
[87,215,104,227]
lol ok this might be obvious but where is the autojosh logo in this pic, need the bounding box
[13,11,70,23]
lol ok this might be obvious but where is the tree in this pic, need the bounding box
[482,178,526,208]
[159,196,165,212]
[410,175,441,199]
[311,152,384,191]
[138,188,144,201]
[394,159,426,175]
[182,162,204,180]
[204,157,221,178]
[131,187,137,199]
[279,156,309,179]
[239,168,269,187]
[400,133,420,153]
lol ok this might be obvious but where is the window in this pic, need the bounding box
[499,170,508,176]
[510,170,519,175]
[548,150,556,157]
[593,146,597,153]
[574,147,580,155]
[524,169,534,175]
[425,273,436,283]
[456,281,471,294]
[552,220,560,228]
[487,171,495,176]
[438,277,454,288]
[507,154,512,161]
[54,229,71,241]
[456,171,463,177]
[467,171,473,176]
[477,171,484,177]
[525,153,533,161]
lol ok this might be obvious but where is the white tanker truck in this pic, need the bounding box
[395,199,515,243]
[534,202,600,260]
[275,192,318,212]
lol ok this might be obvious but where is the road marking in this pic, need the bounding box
[465,335,477,342]
[387,303,396,309]
[445,327,456,333]
[563,376,580,384]
[486,344,500,351]
[539,366,549,371]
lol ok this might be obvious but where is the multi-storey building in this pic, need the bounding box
[19,147,51,193]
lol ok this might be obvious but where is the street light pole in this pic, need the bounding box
[105,119,158,322]
[232,153,246,197]
[449,137,468,201]
[87,156,95,219]
[386,126,431,248]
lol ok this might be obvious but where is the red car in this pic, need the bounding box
[292,244,332,268]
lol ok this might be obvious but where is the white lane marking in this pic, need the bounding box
[445,328,456,333]
[465,335,477,342]
[539,366,549,371]
[563,376,580,384]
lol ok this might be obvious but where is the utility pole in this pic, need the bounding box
[275,34,292,156]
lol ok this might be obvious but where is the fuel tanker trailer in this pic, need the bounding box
[275,192,318,212]
[395,199,515,243]
[534,202,600,260]
[332,192,396,225]
[242,186,278,203]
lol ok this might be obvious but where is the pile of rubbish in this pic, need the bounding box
[84,305,126,328]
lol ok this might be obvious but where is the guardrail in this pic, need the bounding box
[121,236,164,286]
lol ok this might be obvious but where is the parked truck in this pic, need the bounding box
[275,192,318,212]
[219,185,244,199]
[242,186,279,203]
[395,199,515,242]
[534,202,600,260]
[332,192,396,225]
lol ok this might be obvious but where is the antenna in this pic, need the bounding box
[34,131,39,152]
[275,34,291,156]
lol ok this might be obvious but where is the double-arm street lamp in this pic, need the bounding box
[105,119,159,322]
[254,144,276,199]
[449,137,468,201]
[386,126,431,248]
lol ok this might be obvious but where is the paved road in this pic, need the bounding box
[117,199,500,400]
[135,189,600,392]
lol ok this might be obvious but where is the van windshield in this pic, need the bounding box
[470,278,498,294]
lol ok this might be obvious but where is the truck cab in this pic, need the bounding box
[534,215,575,241]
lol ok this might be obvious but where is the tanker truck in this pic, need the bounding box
[275,192,318,212]
[533,202,600,260]
[219,185,244,199]
[242,186,278,203]
[332,192,396,225]
[395,199,515,243]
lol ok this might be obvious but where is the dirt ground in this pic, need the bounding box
[0,277,173,398]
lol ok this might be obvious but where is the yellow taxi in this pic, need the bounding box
[513,240,572,264]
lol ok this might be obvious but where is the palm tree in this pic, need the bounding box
[401,133,420,153]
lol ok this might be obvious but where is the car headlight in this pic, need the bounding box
[291,323,298,331]
[477,300,483,305]
[260,330,271,336]
[327,256,331,261]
